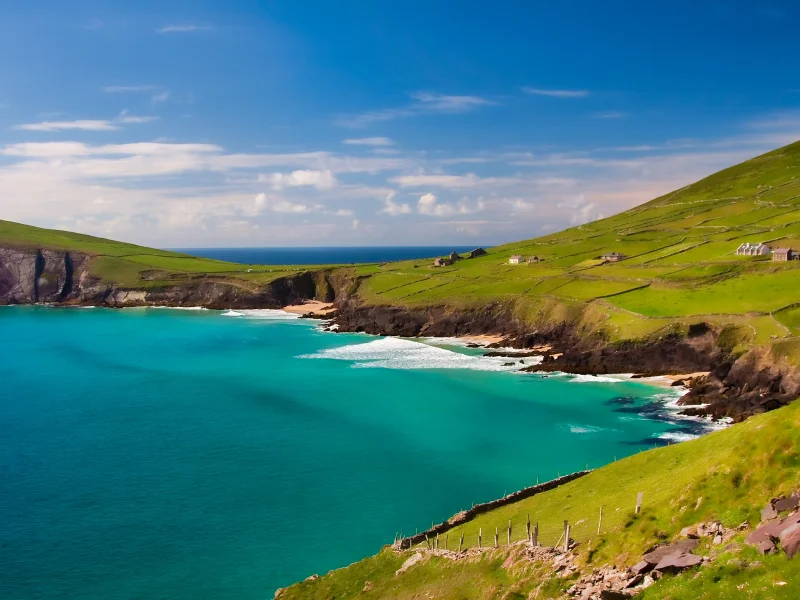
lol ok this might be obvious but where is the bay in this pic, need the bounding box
[0,306,705,599]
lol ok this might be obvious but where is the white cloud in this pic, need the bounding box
[390,173,518,189]
[117,115,159,124]
[157,24,213,33]
[417,192,484,217]
[523,87,590,98]
[252,193,310,214]
[13,120,120,132]
[342,137,393,146]
[261,169,337,190]
[336,91,496,127]
[410,92,496,112]
[151,91,171,105]
[380,193,411,216]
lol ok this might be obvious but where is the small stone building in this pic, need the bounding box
[601,251,628,262]
[773,247,793,261]
[467,247,487,259]
[736,242,770,256]
[528,255,540,264]
[433,257,452,267]
[449,251,461,262]
[508,255,523,265]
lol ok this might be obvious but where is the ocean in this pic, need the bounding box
[0,307,710,600]
[171,246,484,265]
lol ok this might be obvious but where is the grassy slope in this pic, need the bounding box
[281,400,800,600]
[0,220,322,288]
[351,140,800,354]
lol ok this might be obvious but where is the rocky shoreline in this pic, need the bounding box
[3,244,798,423]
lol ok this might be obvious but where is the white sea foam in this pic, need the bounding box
[149,306,208,311]
[658,431,698,443]
[221,309,299,320]
[299,337,520,371]
[568,374,632,384]
[568,424,603,434]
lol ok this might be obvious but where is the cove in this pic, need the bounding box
[0,306,710,600]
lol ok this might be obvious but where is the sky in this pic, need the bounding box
[1,1,799,248]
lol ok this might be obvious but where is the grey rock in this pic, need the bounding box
[630,560,652,576]
[761,501,779,522]
[654,552,703,573]
[757,540,776,555]
[642,539,699,565]
[779,522,800,559]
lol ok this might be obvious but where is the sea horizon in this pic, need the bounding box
[172,246,490,265]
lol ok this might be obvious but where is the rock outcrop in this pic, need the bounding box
[0,246,332,309]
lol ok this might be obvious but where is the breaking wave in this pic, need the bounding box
[298,337,521,371]
[221,309,299,320]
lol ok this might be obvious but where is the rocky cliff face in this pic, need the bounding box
[0,246,328,309]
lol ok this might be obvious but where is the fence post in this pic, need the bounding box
[526,514,531,540]
[478,528,482,549]
[425,535,430,549]
[507,520,512,545]
[459,532,464,552]
[435,533,439,550]
[597,505,603,535]
[445,533,448,550]
[564,521,570,552]
[636,492,643,514]
[494,527,498,548]
[534,522,539,547]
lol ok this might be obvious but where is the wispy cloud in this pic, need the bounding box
[13,120,120,132]
[260,169,337,190]
[523,87,590,98]
[336,92,496,127]
[156,24,213,33]
[380,192,411,216]
[417,192,484,217]
[342,137,393,146]
[103,85,160,93]
[590,111,628,119]
[390,173,518,189]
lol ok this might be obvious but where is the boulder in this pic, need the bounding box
[642,539,699,565]
[747,513,800,545]
[775,494,800,513]
[630,560,652,576]
[761,501,779,522]
[757,540,776,555]
[779,523,800,559]
[654,552,703,573]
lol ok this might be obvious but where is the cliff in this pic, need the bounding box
[0,246,332,309]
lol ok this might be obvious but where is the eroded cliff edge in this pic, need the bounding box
[0,247,335,309]
[3,245,797,422]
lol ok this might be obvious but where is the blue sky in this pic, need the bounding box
[1,0,799,247]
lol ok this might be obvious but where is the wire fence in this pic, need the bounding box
[405,477,688,553]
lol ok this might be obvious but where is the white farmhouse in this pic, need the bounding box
[735,242,770,256]
[508,255,524,265]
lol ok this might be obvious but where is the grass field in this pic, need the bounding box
[341,140,800,349]
[280,398,800,600]
[0,220,327,287]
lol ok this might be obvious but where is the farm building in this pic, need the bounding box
[735,242,770,256]
[433,257,452,267]
[600,251,628,262]
[467,247,487,259]
[508,255,524,265]
[528,256,540,264]
[773,247,794,261]
[449,251,462,262]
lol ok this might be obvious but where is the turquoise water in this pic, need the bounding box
[0,307,705,599]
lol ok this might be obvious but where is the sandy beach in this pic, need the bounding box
[634,372,710,388]
[282,301,336,316]
[457,334,507,346]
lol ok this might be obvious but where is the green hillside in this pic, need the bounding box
[349,140,800,352]
[0,219,321,288]
[279,399,800,600]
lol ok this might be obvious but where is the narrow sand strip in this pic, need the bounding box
[282,301,336,316]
